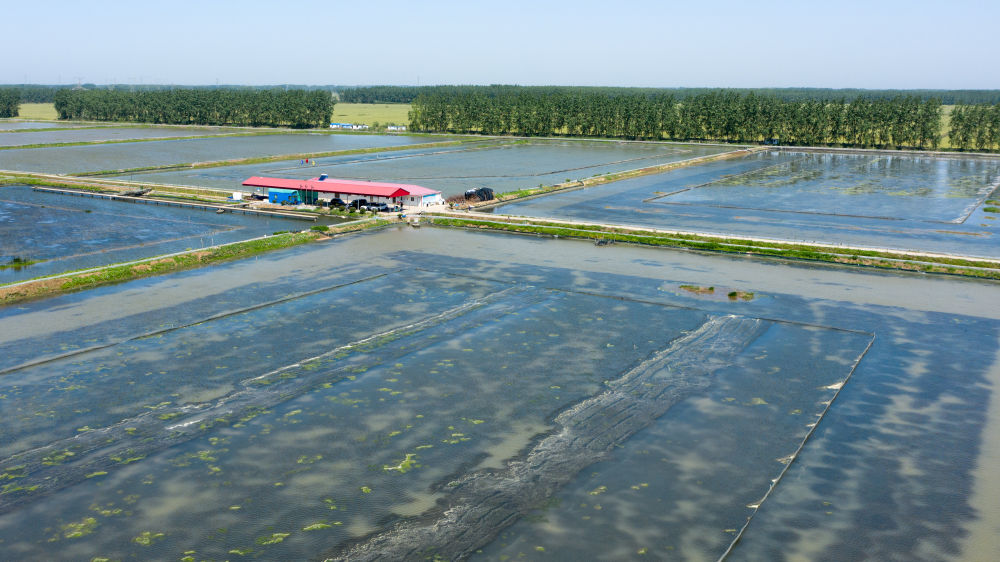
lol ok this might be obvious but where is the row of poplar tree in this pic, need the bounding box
[408,88,954,149]
[401,86,1000,151]
[52,88,334,128]
[949,104,1000,151]
[0,88,19,118]
[342,85,1000,105]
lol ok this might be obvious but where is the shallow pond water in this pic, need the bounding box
[118,140,736,197]
[0,228,998,561]
[0,185,319,282]
[0,121,90,130]
[496,150,1000,259]
[0,126,249,147]
[0,133,436,174]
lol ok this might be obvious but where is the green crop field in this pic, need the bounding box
[15,103,58,120]
[332,103,410,126]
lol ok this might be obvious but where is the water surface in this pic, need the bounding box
[0,228,997,560]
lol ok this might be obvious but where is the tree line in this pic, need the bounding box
[949,105,1000,151]
[408,88,946,149]
[0,88,19,117]
[8,84,347,103]
[340,85,1000,105]
[53,88,334,128]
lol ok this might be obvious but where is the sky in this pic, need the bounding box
[5,0,999,89]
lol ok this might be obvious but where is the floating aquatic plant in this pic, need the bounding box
[60,517,98,539]
[255,532,290,545]
[383,453,420,474]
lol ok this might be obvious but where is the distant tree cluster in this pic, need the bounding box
[949,104,1000,151]
[409,88,944,149]
[52,88,334,128]
[0,88,20,118]
[340,85,1000,106]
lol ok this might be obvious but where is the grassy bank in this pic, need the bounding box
[428,215,1000,280]
[0,219,390,305]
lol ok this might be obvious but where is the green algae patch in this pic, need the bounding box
[256,532,290,545]
[383,453,420,474]
[133,531,165,545]
[60,517,98,539]
[303,522,333,531]
[680,285,714,295]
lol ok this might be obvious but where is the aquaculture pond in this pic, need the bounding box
[0,133,437,174]
[0,121,90,131]
[0,227,998,561]
[0,185,318,283]
[496,150,1000,259]
[0,126,251,147]
[119,140,737,198]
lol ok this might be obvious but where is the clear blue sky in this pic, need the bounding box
[6,0,999,89]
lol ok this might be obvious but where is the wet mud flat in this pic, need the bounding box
[496,150,1000,259]
[1,228,998,560]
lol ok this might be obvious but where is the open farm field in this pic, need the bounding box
[0,227,997,560]
[13,102,58,120]
[332,102,411,126]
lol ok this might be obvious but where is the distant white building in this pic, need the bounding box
[386,125,407,132]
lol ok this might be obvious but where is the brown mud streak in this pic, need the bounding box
[324,315,766,561]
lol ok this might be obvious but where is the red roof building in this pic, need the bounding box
[241,176,443,207]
